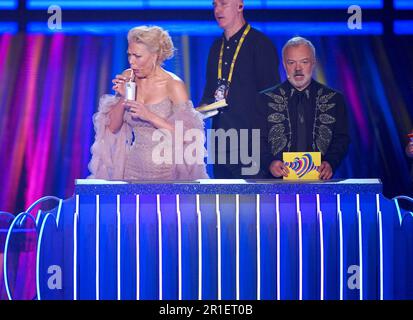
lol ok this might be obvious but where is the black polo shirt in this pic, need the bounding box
[201,23,280,132]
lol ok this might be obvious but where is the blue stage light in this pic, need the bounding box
[139,0,221,9]
[27,21,221,35]
[0,23,18,33]
[27,0,145,9]
[394,21,413,34]
[254,22,383,35]
[394,0,413,9]
[27,0,383,10]
[264,0,382,9]
[0,0,17,9]
[27,21,383,35]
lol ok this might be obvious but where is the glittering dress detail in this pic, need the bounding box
[88,95,209,181]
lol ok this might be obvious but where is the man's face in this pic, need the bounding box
[283,44,316,91]
[213,0,242,30]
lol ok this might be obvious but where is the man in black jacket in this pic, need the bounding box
[201,0,280,179]
[261,37,350,180]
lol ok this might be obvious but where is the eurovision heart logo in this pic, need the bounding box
[284,153,319,178]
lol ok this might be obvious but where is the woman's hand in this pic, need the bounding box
[112,74,131,97]
[123,100,154,122]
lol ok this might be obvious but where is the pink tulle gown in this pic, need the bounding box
[87,95,209,181]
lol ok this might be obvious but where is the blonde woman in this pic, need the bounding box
[88,26,208,181]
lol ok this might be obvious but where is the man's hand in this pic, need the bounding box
[318,161,333,180]
[269,160,289,178]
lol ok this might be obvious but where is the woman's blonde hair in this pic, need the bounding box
[127,26,175,64]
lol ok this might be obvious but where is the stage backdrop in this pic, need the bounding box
[0,30,412,213]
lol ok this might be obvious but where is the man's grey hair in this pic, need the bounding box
[282,36,316,61]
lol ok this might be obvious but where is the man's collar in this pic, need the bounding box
[286,79,314,98]
[223,22,248,42]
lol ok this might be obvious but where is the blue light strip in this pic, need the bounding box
[394,0,413,9]
[27,0,383,10]
[0,23,18,34]
[27,21,221,35]
[136,0,224,9]
[255,22,383,35]
[0,0,17,9]
[27,21,383,35]
[394,21,413,34]
[264,0,382,9]
[27,0,145,9]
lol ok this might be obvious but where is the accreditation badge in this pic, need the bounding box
[214,82,228,102]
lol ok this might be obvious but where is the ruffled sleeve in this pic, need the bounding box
[87,94,131,180]
[168,101,209,180]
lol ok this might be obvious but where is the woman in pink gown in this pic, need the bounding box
[88,26,208,181]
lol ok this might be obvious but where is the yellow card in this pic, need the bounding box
[195,99,228,113]
[282,152,321,180]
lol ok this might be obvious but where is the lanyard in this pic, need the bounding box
[218,24,251,86]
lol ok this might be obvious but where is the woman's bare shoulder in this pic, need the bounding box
[164,70,183,82]
[164,72,189,104]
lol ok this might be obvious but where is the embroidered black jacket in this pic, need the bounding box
[260,79,351,176]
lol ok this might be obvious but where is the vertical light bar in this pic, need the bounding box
[4,213,29,300]
[317,194,325,300]
[181,35,191,92]
[296,194,303,300]
[56,199,63,228]
[256,194,261,300]
[96,194,100,300]
[276,194,280,300]
[36,213,46,300]
[35,209,42,226]
[176,194,183,300]
[117,194,121,300]
[196,195,202,300]
[157,194,163,300]
[236,194,240,300]
[376,194,384,300]
[337,194,344,300]
[73,194,79,300]
[216,194,222,300]
[356,194,363,300]
[136,195,140,300]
